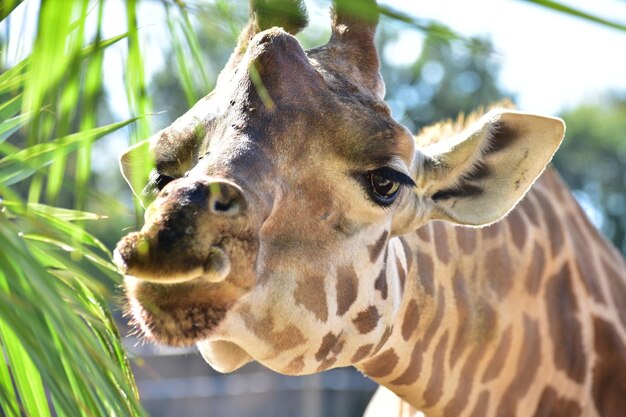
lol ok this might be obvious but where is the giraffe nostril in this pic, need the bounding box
[156,179,246,218]
[213,198,238,214]
[208,182,246,216]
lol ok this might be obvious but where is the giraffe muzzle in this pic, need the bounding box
[114,178,248,285]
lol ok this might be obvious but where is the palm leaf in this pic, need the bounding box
[1,1,148,415]
[0,118,137,185]
[0,0,22,21]
[0,211,145,417]
[521,0,626,32]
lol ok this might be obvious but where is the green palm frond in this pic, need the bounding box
[0,0,147,415]
[521,0,626,32]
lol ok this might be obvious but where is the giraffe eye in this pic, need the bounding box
[366,167,415,207]
[155,173,175,191]
[140,171,177,204]
[147,170,175,193]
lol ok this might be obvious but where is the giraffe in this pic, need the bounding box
[114,1,626,416]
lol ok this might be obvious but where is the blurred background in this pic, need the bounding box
[1,1,625,416]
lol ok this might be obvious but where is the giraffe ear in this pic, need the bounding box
[417,109,565,226]
[119,139,154,208]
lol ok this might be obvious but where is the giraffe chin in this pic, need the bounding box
[197,340,253,373]
[127,292,231,348]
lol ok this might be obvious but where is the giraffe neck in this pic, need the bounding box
[357,168,626,417]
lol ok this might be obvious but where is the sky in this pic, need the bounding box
[380,0,626,114]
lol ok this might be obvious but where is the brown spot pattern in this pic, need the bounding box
[417,225,431,242]
[433,222,451,264]
[567,213,606,303]
[240,307,307,351]
[294,273,328,322]
[336,265,358,316]
[545,263,587,383]
[368,231,388,263]
[353,306,380,334]
[390,337,425,386]
[455,226,476,255]
[361,348,399,378]
[603,257,626,329]
[422,331,450,406]
[351,344,373,363]
[591,316,626,417]
[401,300,420,341]
[417,251,435,296]
[450,270,469,369]
[542,198,565,257]
[507,208,527,250]
[442,343,484,417]
[374,269,388,300]
[272,326,308,350]
[482,325,513,383]
[315,332,341,361]
[317,357,337,372]
[532,386,582,417]
[469,391,490,417]
[372,326,392,355]
[496,315,541,417]
[482,222,501,239]
[284,355,305,374]
[484,246,513,299]
[422,287,446,350]
[525,242,546,295]
[478,302,498,342]
[521,192,539,226]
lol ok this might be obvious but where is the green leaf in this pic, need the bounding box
[76,1,107,213]
[0,344,20,417]
[79,32,128,59]
[0,94,22,119]
[0,118,137,185]
[166,3,198,106]
[0,0,23,21]
[22,233,118,273]
[25,203,107,221]
[0,59,29,95]
[0,317,52,417]
[0,214,146,416]
[125,0,155,223]
[0,112,31,145]
[1,1,154,415]
[175,2,211,91]
[521,0,626,32]
[22,1,75,117]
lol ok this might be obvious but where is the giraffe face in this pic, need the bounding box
[115,10,566,374]
[115,28,419,373]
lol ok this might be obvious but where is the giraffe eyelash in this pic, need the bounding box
[369,166,416,188]
[356,166,416,208]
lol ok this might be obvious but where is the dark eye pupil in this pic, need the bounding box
[372,175,395,195]
[156,173,174,190]
[368,170,401,206]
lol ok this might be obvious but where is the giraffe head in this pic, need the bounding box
[114,0,564,374]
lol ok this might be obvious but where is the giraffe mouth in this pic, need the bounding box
[114,232,232,285]
[118,228,258,347]
[125,278,234,347]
